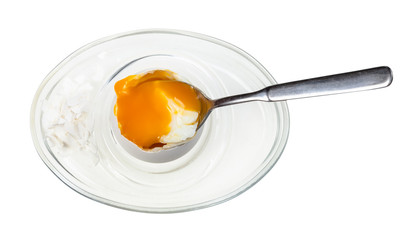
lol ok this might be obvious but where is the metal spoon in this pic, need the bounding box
[195,66,393,129]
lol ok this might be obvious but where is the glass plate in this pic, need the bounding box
[31,29,290,213]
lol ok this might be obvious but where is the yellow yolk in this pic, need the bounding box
[114,70,204,150]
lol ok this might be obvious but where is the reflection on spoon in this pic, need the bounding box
[114,67,392,152]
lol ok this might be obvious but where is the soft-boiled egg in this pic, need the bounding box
[114,70,208,151]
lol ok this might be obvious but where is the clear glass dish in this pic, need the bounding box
[30,29,290,213]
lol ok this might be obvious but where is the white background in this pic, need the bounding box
[1,0,417,239]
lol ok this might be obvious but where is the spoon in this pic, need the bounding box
[196,66,392,129]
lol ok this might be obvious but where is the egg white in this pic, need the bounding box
[160,97,199,146]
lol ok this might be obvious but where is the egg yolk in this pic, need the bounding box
[114,70,205,150]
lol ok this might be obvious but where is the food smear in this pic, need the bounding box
[114,70,209,151]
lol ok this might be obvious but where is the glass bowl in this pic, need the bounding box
[30,29,290,213]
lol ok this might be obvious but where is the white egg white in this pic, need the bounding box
[160,97,199,145]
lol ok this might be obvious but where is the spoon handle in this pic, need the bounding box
[213,66,392,108]
[266,66,392,101]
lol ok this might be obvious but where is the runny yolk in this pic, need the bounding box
[114,70,204,150]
